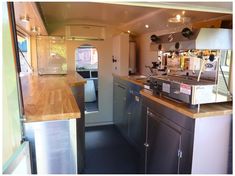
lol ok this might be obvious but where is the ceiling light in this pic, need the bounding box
[145,24,149,28]
[127,30,131,33]
[176,14,181,21]
[20,15,30,23]
[168,15,191,23]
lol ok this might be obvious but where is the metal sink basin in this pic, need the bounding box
[129,75,148,85]
[130,75,147,80]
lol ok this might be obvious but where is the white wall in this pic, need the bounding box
[48,27,120,126]
[66,39,114,126]
[136,26,189,75]
[191,115,232,174]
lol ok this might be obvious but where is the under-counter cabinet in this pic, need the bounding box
[142,91,232,174]
[113,76,146,154]
[144,106,194,174]
[20,73,86,174]
[113,77,232,174]
[113,80,128,136]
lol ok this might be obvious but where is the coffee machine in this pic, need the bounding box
[149,28,232,110]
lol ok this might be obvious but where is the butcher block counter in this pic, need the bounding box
[140,89,232,119]
[20,72,86,123]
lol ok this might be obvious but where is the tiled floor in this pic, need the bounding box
[83,125,141,174]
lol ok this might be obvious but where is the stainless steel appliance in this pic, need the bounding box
[149,28,232,109]
[150,75,232,106]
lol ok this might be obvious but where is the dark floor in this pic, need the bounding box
[85,91,98,112]
[83,125,141,174]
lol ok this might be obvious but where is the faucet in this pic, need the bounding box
[145,65,154,74]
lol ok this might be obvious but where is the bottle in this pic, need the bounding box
[180,54,185,70]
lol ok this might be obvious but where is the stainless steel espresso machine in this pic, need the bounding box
[149,28,232,111]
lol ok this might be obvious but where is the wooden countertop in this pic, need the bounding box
[21,72,86,123]
[140,89,232,119]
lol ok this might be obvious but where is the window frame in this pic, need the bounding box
[16,26,32,73]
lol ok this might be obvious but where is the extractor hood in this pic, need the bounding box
[151,28,232,51]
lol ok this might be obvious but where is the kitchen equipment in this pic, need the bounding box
[181,27,193,39]
[152,28,232,51]
[150,35,160,42]
[149,28,232,110]
[149,74,232,108]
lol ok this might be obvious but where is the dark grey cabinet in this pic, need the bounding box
[146,110,182,174]
[113,81,128,136]
[128,91,146,155]
[143,97,194,174]
[113,77,145,155]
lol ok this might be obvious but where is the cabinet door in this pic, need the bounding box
[147,110,182,174]
[113,82,127,135]
[129,94,145,152]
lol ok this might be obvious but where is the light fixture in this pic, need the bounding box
[127,30,131,33]
[20,15,30,23]
[145,24,149,28]
[168,14,191,23]
[182,11,185,15]
[176,14,181,21]
[31,26,38,33]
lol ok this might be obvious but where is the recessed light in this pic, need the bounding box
[176,14,181,21]
[145,24,149,28]
[127,30,131,33]
[20,15,30,23]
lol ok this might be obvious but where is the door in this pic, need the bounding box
[146,110,182,174]
[129,92,145,152]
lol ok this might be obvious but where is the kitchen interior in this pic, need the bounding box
[2,1,233,174]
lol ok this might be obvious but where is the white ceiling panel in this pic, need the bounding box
[37,2,232,35]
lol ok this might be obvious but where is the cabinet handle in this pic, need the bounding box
[135,96,140,102]
[112,56,117,63]
[118,85,126,90]
[144,143,149,147]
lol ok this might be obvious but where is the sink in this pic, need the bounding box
[130,75,147,80]
[129,75,148,85]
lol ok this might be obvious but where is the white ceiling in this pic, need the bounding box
[38,2,232,35]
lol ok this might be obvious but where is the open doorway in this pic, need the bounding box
[75,44,99,112]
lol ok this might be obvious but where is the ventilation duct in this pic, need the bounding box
[152,28,232,51]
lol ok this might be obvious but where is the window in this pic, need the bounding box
[17,34,32,73]
[75,45,98,70]
[36,36,67,75]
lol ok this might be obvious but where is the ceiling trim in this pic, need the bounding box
[105,2,232,14]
